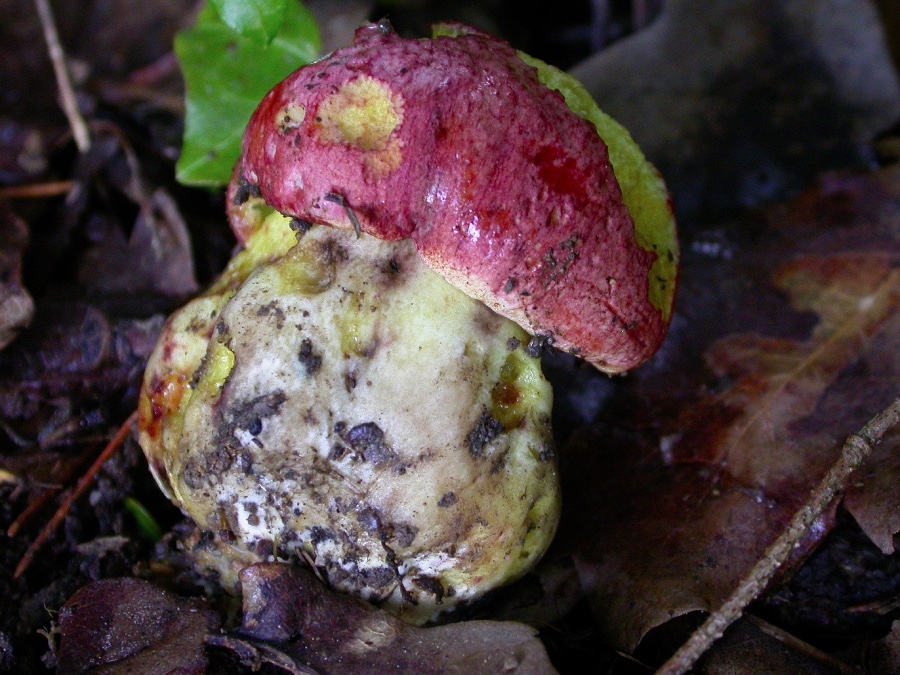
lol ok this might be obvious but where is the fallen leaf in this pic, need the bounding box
[0,0,190,121]
[57,577,220,675]
[756,506,900,648]
[217,562,559,675]
[78,188,199,298]
[555,167,899,653]
[845,421,900,554]
[0,302,164,450]
[674,252,896,483]
[570,0,900,223]
[694,616,850,674]
[0,204,33,351]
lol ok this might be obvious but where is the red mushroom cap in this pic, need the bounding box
[231,21,673,373]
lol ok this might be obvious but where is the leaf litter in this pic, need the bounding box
[1,1,900,674]
[555,166,900,660]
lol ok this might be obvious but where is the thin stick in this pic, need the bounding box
[33,0,91,152]
[0,180,75,200]
[7,487,62,538]
[8,444,98,537]
[657,398,900,675]
[13,411,138,580]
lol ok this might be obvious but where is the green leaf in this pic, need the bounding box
[124,497,164,542]
[209,0,288,45]
[175,2,320,187]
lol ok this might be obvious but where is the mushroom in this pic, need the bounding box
[137,21,677,624]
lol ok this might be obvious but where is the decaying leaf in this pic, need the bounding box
[845,415,900,554]
[0,302,164,450]
[0,0,190,122]
[78,188,199,298]
[556,167,899,653]
[0,204,33,351]
[0,118,49,183]
[57,577,220,675]
[571,0,900,223]
[213,562,558,674]
[694,616,850,674]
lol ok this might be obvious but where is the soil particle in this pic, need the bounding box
[467,412,505,458]
[343,422,398,465]
[525,334,554,358]
[297,338,322,375]
[412,575,445,602]
[389,522,418,548]
[437,492,457,508]
[232,176,261,205]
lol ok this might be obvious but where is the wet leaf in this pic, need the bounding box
[695,617,848,674]
[57,577,220,675]
[174,1,320,186]
[0,118,49,184]
[0,204,33,351]
[556,167,900,652]
[216,562,558,674]
[0,0,188,121]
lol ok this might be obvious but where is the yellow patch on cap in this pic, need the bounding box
[315,76,404,180]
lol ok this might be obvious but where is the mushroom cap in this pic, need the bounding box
[231,22,677,373]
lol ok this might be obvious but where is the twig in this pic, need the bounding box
[657,398,900,675]
[0,180,75,200]
[7,444,98,537]
[13,411,138,580]
[33,0,91,152]
[7,487,63,538]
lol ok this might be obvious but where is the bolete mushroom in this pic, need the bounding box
[137,21,677,624]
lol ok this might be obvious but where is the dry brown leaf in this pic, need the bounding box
[555,168,899,653]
